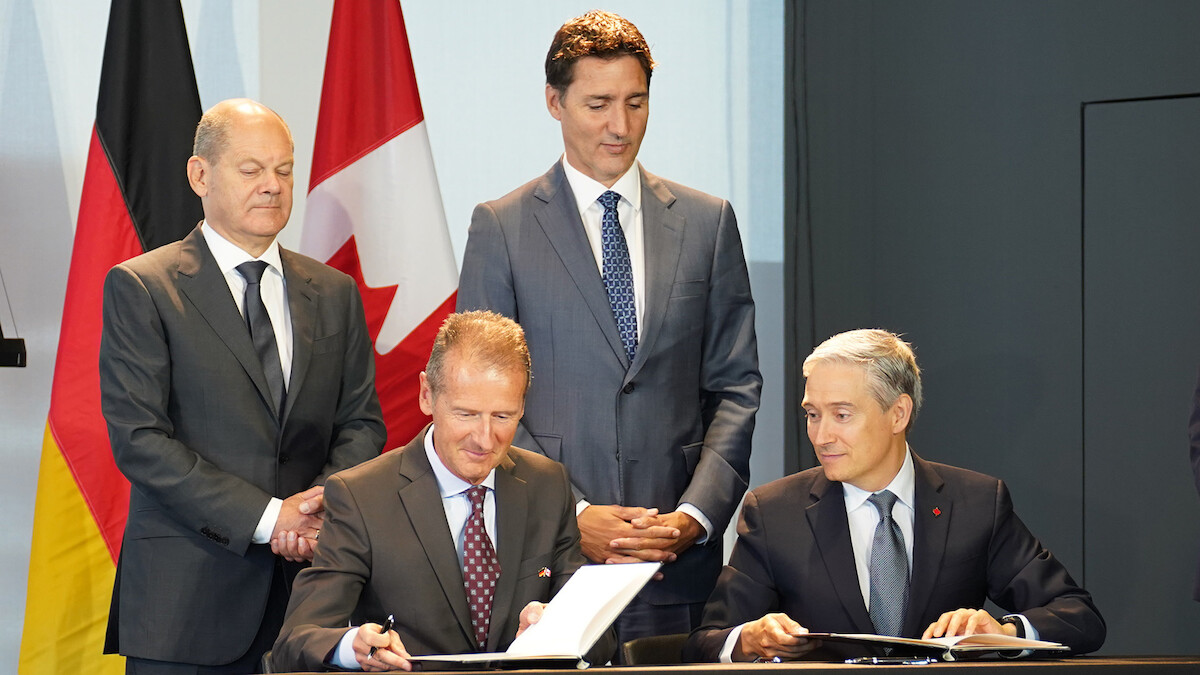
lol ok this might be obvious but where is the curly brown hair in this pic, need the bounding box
[545,10,656,95]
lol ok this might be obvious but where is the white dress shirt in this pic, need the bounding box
[200,223,293,545]
[332,426,498,668]
[560,157,713,543]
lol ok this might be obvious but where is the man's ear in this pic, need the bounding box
[186,156,209,198]
[890,394,913,434]
[418,371,435,416]
[545,84,564,121]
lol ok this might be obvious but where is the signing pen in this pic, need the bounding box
[367,614,394,659]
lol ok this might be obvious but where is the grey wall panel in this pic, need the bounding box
[1083,95,1200,653]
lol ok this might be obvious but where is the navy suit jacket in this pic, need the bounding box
[684,453,1106,661]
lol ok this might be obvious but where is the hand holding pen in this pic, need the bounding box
[356,614,412,672]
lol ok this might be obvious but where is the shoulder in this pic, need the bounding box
[642,168,729,212]
[328,446,403,492]
[749,466,825,507]
[112,239,185,278]
[507,446,569,483]
[919,456,1002,491]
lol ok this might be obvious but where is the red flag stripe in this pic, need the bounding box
[310,0,425,190]
[49,127,144,562]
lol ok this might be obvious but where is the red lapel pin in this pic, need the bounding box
[932,507,942,517]
[538,567,551,578]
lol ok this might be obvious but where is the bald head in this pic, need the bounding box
[193,98,294,164]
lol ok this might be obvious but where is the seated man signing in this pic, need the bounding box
[272,311,614,671]
[684,329,1105,662]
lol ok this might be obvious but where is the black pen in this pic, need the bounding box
[367,614,394,659]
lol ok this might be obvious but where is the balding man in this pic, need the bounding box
[100,98,385,674]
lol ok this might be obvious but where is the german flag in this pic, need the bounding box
[19,1,200,672]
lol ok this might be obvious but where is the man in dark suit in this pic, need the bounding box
[457,10,761,646]
[272,311,614,672]
[684,329,1105,662]
[99,99,385,674]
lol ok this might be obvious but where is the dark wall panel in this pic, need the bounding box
[1083,96,1200,652]
[792,0,1200,653]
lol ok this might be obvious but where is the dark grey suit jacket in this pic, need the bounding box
[684,453,1106,661]
[1189,367,1200,601]
[99,224,385,665]
[457,161,761,605]
[271,428,614,671]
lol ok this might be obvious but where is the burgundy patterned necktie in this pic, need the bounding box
[463,485,500,650]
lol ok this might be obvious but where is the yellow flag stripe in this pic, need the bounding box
[19,423,125,675]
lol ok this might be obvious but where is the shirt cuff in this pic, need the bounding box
[252,497,283,544]
[677,503,713,545]
[720,624,746,663]
[331,627,359,670]
[1000,614,1039,658]
[576,499,591,517]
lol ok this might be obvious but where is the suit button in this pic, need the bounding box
[279,454,289,465]
[622,382,635,394]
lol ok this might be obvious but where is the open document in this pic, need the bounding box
[410,562,660,669]
[802,632,1069,661]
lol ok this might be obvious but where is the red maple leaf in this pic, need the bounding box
[326,236,455,451]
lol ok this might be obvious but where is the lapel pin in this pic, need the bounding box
[932,507,942,517]
[538,567,551,578]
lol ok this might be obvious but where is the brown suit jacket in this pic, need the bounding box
[272,427,615,671]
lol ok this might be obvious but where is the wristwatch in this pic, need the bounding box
[999,615,1025,638]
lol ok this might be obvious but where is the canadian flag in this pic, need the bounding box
[302,0,456,450]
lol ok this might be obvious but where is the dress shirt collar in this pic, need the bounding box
[561,155,642,216]
[423,425,497,497]
[842,445,916,513]
[200,220,283,277]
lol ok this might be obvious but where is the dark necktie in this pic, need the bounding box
[868,490,909,637]
[597,190,638,362]
[463,485,500,650]
[236,261,285,416]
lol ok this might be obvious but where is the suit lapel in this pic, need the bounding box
[486,453,525,652]
[628,168,684,381]
[532,162,629,367]
[807,474,876,633]
[904,454,951,636]
[396,432,476,647]
[176,226,278,420]
[279,249,317,423]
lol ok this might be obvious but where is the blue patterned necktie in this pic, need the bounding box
[597,190,638,362]
[463,485,500,650]
[236,261,286,416]
[868,490,909,637]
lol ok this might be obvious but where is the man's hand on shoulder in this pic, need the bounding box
[577,505,678,569]
[735,613,818,662]
[354,621,412,672]
[922,608,1013,639]
[271,485,324,562]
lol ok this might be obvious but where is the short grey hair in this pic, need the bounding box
[803,329,922,431]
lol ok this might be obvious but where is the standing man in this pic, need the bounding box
[457,10,761,646]
[684,329,1105,662]
[100,98,385,673]
[272,311,614,672]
